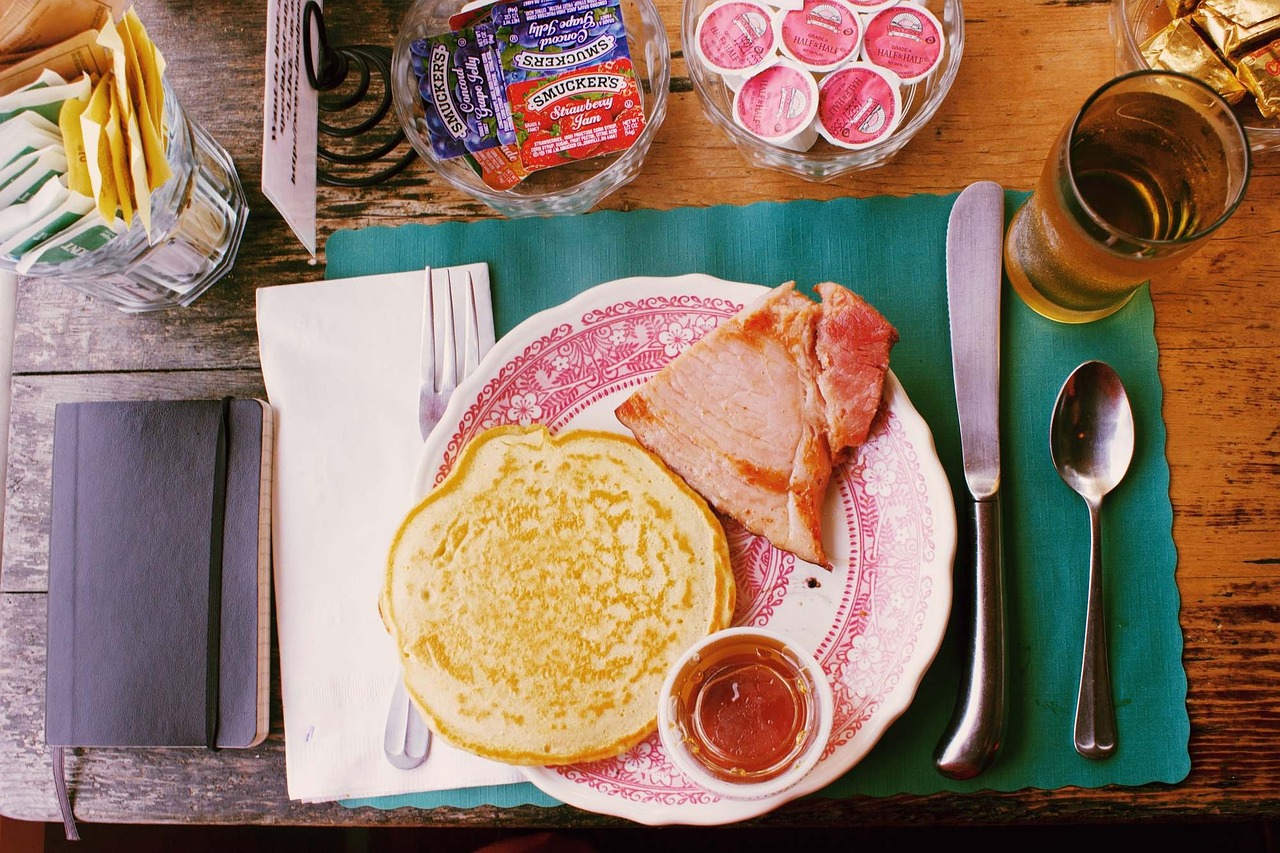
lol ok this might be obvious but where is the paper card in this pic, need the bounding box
[261,0,318,257]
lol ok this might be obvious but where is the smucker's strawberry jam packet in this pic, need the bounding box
[492,0,647,171]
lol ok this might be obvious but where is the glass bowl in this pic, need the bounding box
[657,626,834,801]
[1111,0,1280,154]
[681,0,964,181]
[392,0,670,217]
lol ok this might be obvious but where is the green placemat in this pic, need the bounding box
[328,192,1188,811]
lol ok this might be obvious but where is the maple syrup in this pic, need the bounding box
[669,632,819,783]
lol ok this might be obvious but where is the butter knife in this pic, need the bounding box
[933,181,1009,780]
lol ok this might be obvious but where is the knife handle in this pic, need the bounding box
[933,494,1008,780]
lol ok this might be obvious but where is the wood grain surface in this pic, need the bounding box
[2,0,1278,829]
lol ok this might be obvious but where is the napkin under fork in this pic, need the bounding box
[256,266,522,802]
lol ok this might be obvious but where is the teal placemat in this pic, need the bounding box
[328,193,1188,811]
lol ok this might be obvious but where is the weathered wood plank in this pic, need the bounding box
[2,372,268,594]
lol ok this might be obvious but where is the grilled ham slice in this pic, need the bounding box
[615,282,898,568]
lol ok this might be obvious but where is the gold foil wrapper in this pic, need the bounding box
[1142,18,1251,102]
[1192,0,1280,57]
[1164,0,1202,18]
[1235,37,1280,116]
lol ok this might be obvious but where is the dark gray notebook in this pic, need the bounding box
[45,398,273,751]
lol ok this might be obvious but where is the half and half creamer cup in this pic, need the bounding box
[816,61,903,149]
[695,0,780,88]
[774,0,865,73]
[732,57,820,151]
[861,2,945,83]
[838,0,897,12]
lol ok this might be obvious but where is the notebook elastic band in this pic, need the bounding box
[205,397,233,751]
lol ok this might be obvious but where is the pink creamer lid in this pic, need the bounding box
[776,0,863,72]
[861,3,944,83]
[695,0,777,75]
[817,62,902,148]
[839,0,897,12]
[733,59,819,142]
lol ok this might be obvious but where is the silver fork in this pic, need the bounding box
[418,267,481,439]
[384,266,483,770]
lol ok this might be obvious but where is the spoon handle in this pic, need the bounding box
[1075,499,1117,759]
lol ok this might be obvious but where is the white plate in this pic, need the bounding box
[414,274,956,825]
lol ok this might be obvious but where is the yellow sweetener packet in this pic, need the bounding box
[103,83,133,225]
[117,10,169,192]
[79,73,118,225]
[123,7,167,145]
[58,91,92,197]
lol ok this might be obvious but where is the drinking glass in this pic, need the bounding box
[1004,70,1251,324]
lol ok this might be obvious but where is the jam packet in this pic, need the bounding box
[493,0,647,171]
[413,23,517,160]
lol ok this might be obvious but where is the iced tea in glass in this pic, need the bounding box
[1004,70,1251,324]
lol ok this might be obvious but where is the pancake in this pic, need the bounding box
[382,424,735,766]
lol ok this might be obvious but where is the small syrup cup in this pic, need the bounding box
[657,626,834,801]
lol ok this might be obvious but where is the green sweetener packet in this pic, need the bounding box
[0,181,94,260]
[0,69,91,125]
[0,146,69,209]
[15,208,123,273]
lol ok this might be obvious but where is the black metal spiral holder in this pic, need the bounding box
[302,1,418,187]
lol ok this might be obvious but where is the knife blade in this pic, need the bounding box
[933,180,1009,780]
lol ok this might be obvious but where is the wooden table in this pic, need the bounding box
[2,0,1278,830]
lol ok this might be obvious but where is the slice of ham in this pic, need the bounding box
[615,281,898,568]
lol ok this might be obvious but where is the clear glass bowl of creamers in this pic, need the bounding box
[392,0,670,217]
[682,0,963,181]
[1112,0,1280,154]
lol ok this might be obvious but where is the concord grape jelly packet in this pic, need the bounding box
[412,22,517,160]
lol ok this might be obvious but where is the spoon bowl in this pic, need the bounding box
[1050,360,1135,760]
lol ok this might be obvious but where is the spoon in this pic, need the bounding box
[1050,360,1134,760]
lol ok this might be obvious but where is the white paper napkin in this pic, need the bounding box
[255,266,525,803]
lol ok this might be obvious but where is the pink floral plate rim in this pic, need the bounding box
[412,274,956,826]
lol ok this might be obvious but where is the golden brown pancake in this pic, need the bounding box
[382,424,735,766]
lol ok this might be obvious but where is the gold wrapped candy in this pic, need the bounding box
[1165,0,1202,18]
[1140,0,1280,122]
[1234,37,1280,116]
[1141,17,1250,102]
[1192,0,1280,58]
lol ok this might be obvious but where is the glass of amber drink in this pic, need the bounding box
[1004,70,1251,324]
